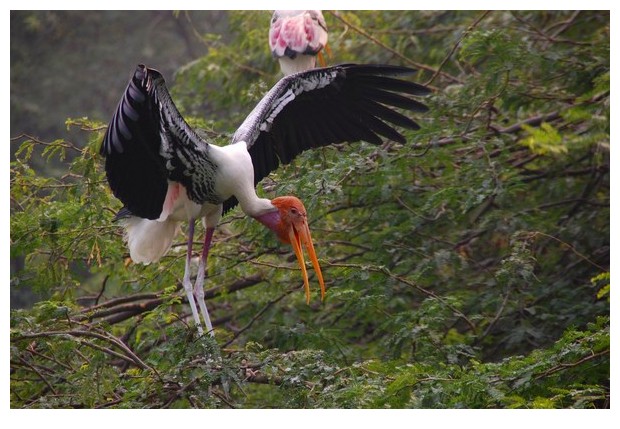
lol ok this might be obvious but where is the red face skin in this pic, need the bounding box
[255,196,326,304]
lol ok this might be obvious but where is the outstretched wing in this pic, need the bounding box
[101,65,213,220]
[231,64,430,188]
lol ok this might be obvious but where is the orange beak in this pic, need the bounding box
[259,196,326,303]
[317,43,331,68]
[287,218,325,304]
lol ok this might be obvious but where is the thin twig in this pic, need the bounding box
[80,292,162,313]
[481,291,511,339]
[525,231,607,272]
[26,345,74,372]
[223,291,293,347]
[16,355,58,395]
[76,338,141,367]
[396,196,442,222]
[13,330,155,373]
[94,275,110,306]
[328,261,477,332]
[533,349,609,380]
[10,133,82,152]
[212,389,237,409]
[512,11,593,47]
[95,397,124,408]
[496,111,561,134]
[327,11,462,85]
[86,298,165,321]
[548,11,581,38]
[162,378,199,408]
[426,11,492,86]
[245,373,283,385]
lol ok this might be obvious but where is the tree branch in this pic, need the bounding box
[327,261,477,333]
[13,329,155,373]
[534,349,609,380]
[495,111,561,134]
[426,10,492,86]
[327,11,462,85]
[223,290,293,348]
[16,355,58,395]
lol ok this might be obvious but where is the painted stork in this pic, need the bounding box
[269,10,329,75]
[101,63,429,337]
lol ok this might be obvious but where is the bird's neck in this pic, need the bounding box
[250,200,287,242]
[240,196,276,217]
[253,208,281,234]
[208,142,276,219]
[279,56,317,76]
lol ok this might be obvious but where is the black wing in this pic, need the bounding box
[101,65,213,220]
[231,64,430,188]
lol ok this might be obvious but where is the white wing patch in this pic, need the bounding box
[260,89,295,132]
[258,69,338,134]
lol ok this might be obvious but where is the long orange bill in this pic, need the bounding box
[288,222,326,304]
[317,43,331,68]
[302,221,325,301]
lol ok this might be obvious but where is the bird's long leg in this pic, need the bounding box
[194,226,215,337]
[194,226,229,395]
[182,219,204,336]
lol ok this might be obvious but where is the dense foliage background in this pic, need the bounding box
[10,10,609,409]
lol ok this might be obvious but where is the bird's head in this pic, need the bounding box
[254,196,325,304]
[269,10,329,67]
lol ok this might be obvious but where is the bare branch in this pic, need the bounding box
[495,111,561,134]
[223,290,293,348]
[13,329,155,373]
[327,11,462,85]
[16,355,58,395]
[327,261,477,333]
[426,11,492,86]
[534,349,610,380]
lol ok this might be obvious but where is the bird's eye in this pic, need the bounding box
[290,208,298,215]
